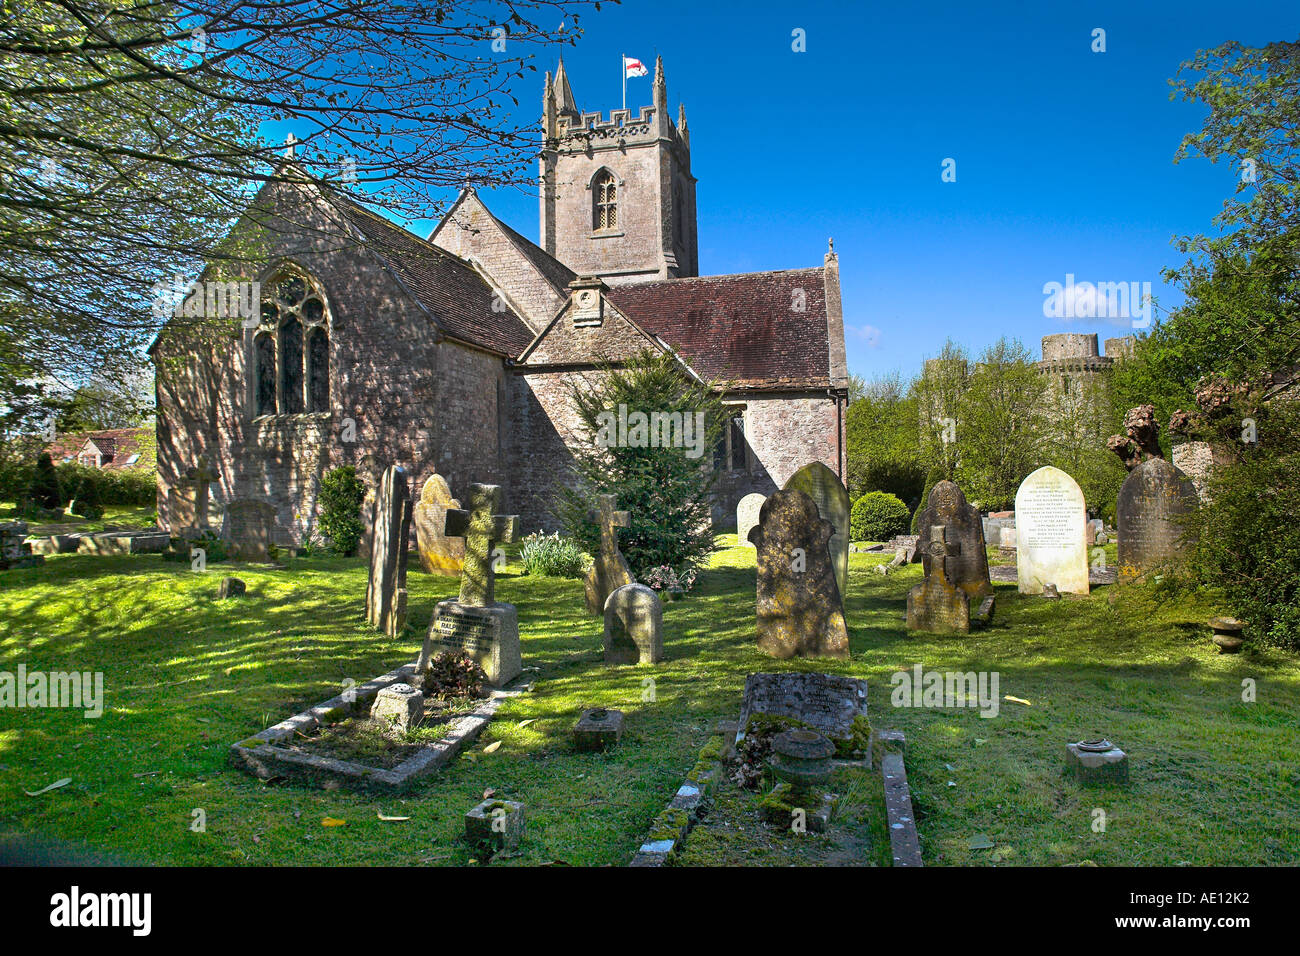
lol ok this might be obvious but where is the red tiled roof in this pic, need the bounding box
[45,427,153,470]
[334,196,535,357]
[607,269,833,388]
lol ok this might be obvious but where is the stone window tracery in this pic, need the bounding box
[594,170,618,230]
[252,270,330,416]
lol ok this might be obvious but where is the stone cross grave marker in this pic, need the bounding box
[184,455,220,531]
[418,483,522,687]
[906,524,971,634]
[748,488,849,660]
[914,479,992,600]
[583,493,635,615]
[444,483,519,607]
[1117,457,1198,583]
[365,464,412,637]
[1015,465,1089,595]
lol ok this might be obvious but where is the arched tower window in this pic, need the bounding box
[594,170,617,230]
[252,269,330,417]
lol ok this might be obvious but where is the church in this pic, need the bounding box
[152,57,850,543]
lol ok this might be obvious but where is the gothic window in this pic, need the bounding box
[594,170,617,230]
[714,408,748,472]
[254,332,276,415]
[308,326,330,412]
[253,270,330,417]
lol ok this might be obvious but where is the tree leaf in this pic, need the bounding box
[321,817,347,827]
[24,777,71,797]
[483,740,502,754]
[968,834,995,850]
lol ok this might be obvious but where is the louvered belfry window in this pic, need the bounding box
[594,172,618,230]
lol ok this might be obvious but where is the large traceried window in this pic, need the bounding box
[253,270,330,416]
[594,170,618,230]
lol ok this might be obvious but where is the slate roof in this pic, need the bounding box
[333,196,535,357]
[606,269,834,388]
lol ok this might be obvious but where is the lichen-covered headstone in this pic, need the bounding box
[782,462,850,597]
[603,582,663,664]
[906,524,971,634]
[736,493,767,549]
[1117,457,1198,583]
[413,473,464,576]
[748,488,849,660]
[365,464,413,637]
[416,483,521,687]
[1015,465,1089,595]
[583,493,635,615]
[735,672,869,756]
[223,498,277,562]
[914,480,992,600]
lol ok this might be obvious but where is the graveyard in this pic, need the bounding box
[2,515,1298,866]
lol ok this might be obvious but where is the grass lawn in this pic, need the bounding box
[1,503,158,535]
[1,536,1298,866]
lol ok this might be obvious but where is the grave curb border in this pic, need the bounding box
[875,729,924,866]
[228,661,526,792]
[628,728,729,867]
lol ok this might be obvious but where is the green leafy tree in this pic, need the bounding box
[557,351,725,579]
[318,466,366,556]
[844,371,925,505]
[912,340,968,478]
[28,452,62,511]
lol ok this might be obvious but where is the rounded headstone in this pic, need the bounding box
[1116,457,1198,583]
[1015,466,1089,595]
[782,462,850,597]
[736,493,767,549]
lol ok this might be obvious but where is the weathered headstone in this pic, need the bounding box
[748,488,849,660]
[1117,457,1198,583]
[583,494,635,615]
[364,464,413,637]
[735,672,869,756]
[0,521,43,570]
[736,493,767,548]
[413,473,464,576]
[906,524,971,634]
[603,582,664,664]
[216,576,246,599]
[223,498,277,562]
[783,462,850,597]
[416,483,521,687]
[914,480,992,601]
[1015,466,1089,595]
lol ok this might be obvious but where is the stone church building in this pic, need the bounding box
[152,58,849,544]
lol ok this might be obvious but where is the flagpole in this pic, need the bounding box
[621,53,626,112]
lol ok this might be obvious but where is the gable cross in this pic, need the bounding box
[443,483,519,606]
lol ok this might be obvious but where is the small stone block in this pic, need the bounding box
[875,729,907,755]
[217,576,246,599]
[1066,742,1129,784]
[574,707,624,752]
[370,683,423,734]
[464,798,525,850]
[759,782,833,833]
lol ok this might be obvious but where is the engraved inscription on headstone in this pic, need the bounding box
[1117,457,1198,583]
[1015,465,1089,595]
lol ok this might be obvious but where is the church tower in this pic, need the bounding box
[540,56,698,285]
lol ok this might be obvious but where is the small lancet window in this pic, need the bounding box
[594,171,617,230]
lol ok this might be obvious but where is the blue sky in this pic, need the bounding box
[409,0,1297,381]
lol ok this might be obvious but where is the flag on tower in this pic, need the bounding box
[623,56,647,78]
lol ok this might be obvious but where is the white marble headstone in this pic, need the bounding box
[1014,465,1089,595]
[736,493,767,548]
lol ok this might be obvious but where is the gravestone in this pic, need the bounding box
[906,524,971,634]
[914,480,992,601]
[416,483,521,687]
[748,488,849,660]
[1015,466,1089,595]
[0,521,43,570]
[364,465,413,637]
[735,672,869,756]
[783,462,850,596]
[413,473,464,576]
[183,455,220,531]
[603,583,664,664]
[1117,457,1198,583]
[583,494,636,615]
[736,493,767,548]
[223,498,277,562]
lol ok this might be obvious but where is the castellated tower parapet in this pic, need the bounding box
[539,56,698,285]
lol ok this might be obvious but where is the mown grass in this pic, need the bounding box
[1,503,157,535]
[1,535,1297,866]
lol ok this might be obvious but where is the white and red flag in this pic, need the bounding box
[623,56,647,78]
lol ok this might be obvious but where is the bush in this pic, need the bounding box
[28,452,62,510]
[318,466,366,556]
[851,491,911,542]
[519,531,586,577]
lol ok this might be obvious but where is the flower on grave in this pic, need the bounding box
[643,565,697,594]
